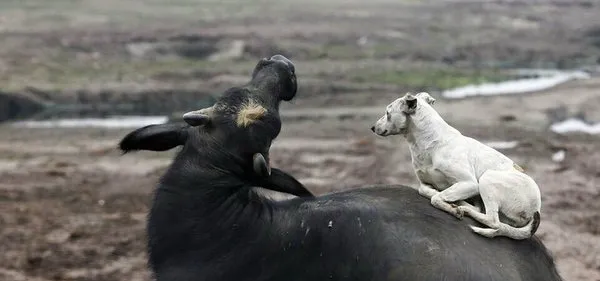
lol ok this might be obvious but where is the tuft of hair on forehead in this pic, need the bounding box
[236,99,267,127]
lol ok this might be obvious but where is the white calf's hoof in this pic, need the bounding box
[453,207,464,220]
[456,206,468,216]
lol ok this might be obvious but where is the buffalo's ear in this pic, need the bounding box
[119,123,189,153]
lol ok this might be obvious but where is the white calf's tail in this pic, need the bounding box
[470,211,541,240]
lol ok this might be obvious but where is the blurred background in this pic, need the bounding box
[0,0,599,280]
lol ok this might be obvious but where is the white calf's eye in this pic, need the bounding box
[386,112,391,121]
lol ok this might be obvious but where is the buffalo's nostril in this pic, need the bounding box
[371,126,375,132]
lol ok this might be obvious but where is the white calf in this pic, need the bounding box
[371,92,542,240]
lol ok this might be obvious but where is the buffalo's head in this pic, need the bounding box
[119,55,298,176]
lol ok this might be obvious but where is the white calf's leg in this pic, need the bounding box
[459,199,500,229]
[418,183,439,199]
[419,181,481,212]
[430,181,479,219]
[456,199,482,213]
[463,170,541,239]
[457,174,502,237]
[456,201,482,214]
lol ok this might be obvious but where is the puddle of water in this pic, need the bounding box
[442,70,590,99]
[9,116,168,129]
[79,158,171,176]
[272,138,351,150]
[0,160,19,172]
[550,118,600,135]
[552,150,566,163]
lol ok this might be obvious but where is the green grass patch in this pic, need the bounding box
[0,56,259,91]
[350,68,509,90]
[307,44,366,60]
[308,43,408,60]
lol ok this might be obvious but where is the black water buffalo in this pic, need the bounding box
[119,55,563,281]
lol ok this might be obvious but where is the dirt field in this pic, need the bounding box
[1,0,600,281]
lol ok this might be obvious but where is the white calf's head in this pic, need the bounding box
[415,92,435,105]
[370,92,436,136]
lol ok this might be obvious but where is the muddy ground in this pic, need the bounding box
[2,81,600,281]
[1,0,600,281]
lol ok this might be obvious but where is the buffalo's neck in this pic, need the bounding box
[147,147,275,268]
[247,78,283,108]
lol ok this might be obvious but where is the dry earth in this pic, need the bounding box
[1,78,600,280]
[1,0,600,281]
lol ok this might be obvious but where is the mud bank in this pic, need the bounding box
[0,87,217,122]
[0,92,45,122]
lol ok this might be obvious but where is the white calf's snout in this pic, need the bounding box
[371,116,390,136]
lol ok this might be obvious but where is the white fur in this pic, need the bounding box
[371,92,542,240]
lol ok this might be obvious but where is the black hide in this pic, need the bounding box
[119,55,562,281]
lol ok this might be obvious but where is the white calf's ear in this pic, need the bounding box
[428,97,435,105]
[403,93,418,114]
[416,92,436,105]
[183,106,214,127]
